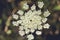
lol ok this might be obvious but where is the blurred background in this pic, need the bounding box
[0,0,60,40]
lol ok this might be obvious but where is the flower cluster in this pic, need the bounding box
[12,1,51,40]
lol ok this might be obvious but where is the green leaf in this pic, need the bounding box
[0,19,2,24]
[53,5,60,10]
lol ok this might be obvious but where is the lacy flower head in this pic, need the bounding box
[12,1,51,40]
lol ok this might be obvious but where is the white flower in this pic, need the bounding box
[17,20,22,24]
[28,39,32,40]
[37,10,42,15]
[17,10,24,15]
[12,1,51,40]
[42,18,47,23]
[32,10,37,15]
[19,10,43,30]
[23,26,28,30]
[25,10,32,17]
[43,23,50,29]
[43,10,51,17]
[31,4,36,10]
[20,16,25,20]
[36,31,42,35]
[12,14,18,20]
[38,25,43,30]
[26,10,32,15]
[30,28,35,33]
[12,21,19,26]
[32,23,37,29]
[19,30,25,36]
[38,1,44,8]
[25,29,30,34]
[22,3,29,10]
[19,26,24,30]
[27,34,34,40]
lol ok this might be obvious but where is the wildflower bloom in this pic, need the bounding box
[12,1,51,40]
[31,4,36,10]
[42,18,47,23]
[25,29,30,34]
[19,26,24,30]
[12,14,19,20]
[30,28,35,33]
[22,2,29,10]
[19,30,25,36]
[12,21,19,26]
[43,10,51,17]
[27,34,34,40]
[43,23,50,29]
[17,10,24,15]
[36,31,42,35]
[37,25,43,30]
[38,1,44,8]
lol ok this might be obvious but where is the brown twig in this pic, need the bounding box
[4,8,18,32]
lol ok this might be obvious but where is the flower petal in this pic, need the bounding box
[27,34,34,39]
[36,31,42,35]
[19,30,25,36]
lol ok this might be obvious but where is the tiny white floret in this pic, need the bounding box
[17,20,22,24]
[38,25,43,30]
[12,14,19,20]
[31,4,36,10]
[43,23,50,29]
[30,28,35,33]
[27,34,34,40]
[12,21,19,26]
[25,29,30,34]
[38,1,44,8]
[36,31,42,35]
[43,10,51,17]
[42,18,47,23]
[19,26,24,30]
[17,10,24,15]
[22,3,29,10]
[37,10,42,15]
[19,30,25,36]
